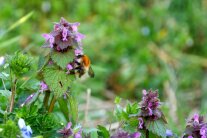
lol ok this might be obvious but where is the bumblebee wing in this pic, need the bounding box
[88,66,95,78]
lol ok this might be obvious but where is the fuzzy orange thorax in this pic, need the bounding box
[82,55,91,68]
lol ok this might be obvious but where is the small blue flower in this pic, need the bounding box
[166,129,173,137]
[0,56,5,66]
[18,118,32,138]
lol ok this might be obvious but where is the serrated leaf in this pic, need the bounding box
[146,119,167,138]
[43,67,74,97]
[67,94,78,124]
[126,102,138,115]
[97,125,110,138]
[51,50,74,69]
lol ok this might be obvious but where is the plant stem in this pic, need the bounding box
[43,90,50,109]
[1,78,6,90]
[146,129,149,138]
[9,78,17,113]
[48,95,56,113]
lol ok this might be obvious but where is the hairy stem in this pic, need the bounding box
[9,78,17,113]
[43,90,50,109]
[48,95,56,113]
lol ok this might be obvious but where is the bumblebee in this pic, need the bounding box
[75,55,95,78]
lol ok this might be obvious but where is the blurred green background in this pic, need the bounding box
[1,0,207,135]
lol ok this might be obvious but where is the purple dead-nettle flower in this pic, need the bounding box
[71,22,80,32]
[18,118,32,138]
[111,129,129,138]
[129,132,141,138]
[66,64,73,74]
[74,129,82,138]
[74,48,83,56]
[42,33,54,48]
[75,33,85,43]
[48,60,53,65]
[138,117,144,129]
[40,81,48,92]
[200,126,207,138]
[183,113,207,138]
[111,129,141,138]
[42,17,84,51]
[139,89,161,120]
[193,113,199,124]
[67,64,73,70]
[58,122,73,138]
[62,27,68,41]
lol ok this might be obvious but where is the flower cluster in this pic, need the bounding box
[58,122,82,138]
[111,129,141,138]
[18,118,32,138]
[42,17,84,53]
[139,89,161,120]
[183,113,207,138]
[41,17,92,78]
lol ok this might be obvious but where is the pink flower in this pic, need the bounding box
[138,118,143,129]
[129,132,141,138]
[71,22,80,32]
[75,33,85,42]
[142,89,147,95]
[42,33,54,48]
[193,113,199,124]
[67,64,73,70]
[74,129,82,138]
[66,64,73,74]
[58,122,73,137]
[62,27,68,41]
[40,81,48,91]
[74,48,83,56]
[200,126,206,138]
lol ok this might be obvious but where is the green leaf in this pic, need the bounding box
[67,94,78,124]
[126,102,138,115]
[51,50,74,69]
[114,96,121,104]
[58,98,69,121]
[83,128,98,138]
[90,131,98,138]
[43,67,74,97]
[0,90,11,98]
[0,120,20,138]
[8,52,32,77]
[145,119,167,138]
[0,90,11,110]
[97,125,110,138]
[22,92,40,107]
[149,131,162,138]
[38,54,50,71]
[0,72,9,80]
